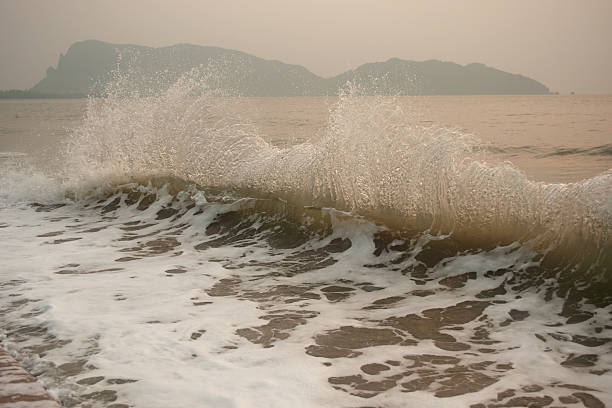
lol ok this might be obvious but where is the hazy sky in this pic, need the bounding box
[1,0,611,94]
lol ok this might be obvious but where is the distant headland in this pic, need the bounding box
[0,40,550,98]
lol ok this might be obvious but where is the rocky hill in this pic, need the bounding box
[9,40,549,97]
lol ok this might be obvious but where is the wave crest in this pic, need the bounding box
[2,68,605,281]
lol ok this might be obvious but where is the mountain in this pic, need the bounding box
[8,40,549,97]
[330,58,550,95]
[29,40,327,97]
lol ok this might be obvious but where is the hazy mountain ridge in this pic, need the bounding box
[3,40,550,97]
[332,58,550,95]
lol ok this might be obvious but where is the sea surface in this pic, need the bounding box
[1,83,611,408]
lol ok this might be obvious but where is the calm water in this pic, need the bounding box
[0,93,611,408]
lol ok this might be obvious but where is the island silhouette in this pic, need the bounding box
[1,40,550,98]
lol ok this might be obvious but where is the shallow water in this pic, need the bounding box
[0,86,611,408]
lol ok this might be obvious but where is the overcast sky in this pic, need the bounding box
[1,0,611,94]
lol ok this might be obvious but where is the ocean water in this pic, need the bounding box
[0,76,611,408]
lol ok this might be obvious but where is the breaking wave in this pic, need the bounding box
[3,68,612,288]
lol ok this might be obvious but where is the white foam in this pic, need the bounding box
[1,194,610,408]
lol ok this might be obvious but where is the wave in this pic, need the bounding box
[25,176,601,302]
[537,144,612,158]
[2,68,611,290]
